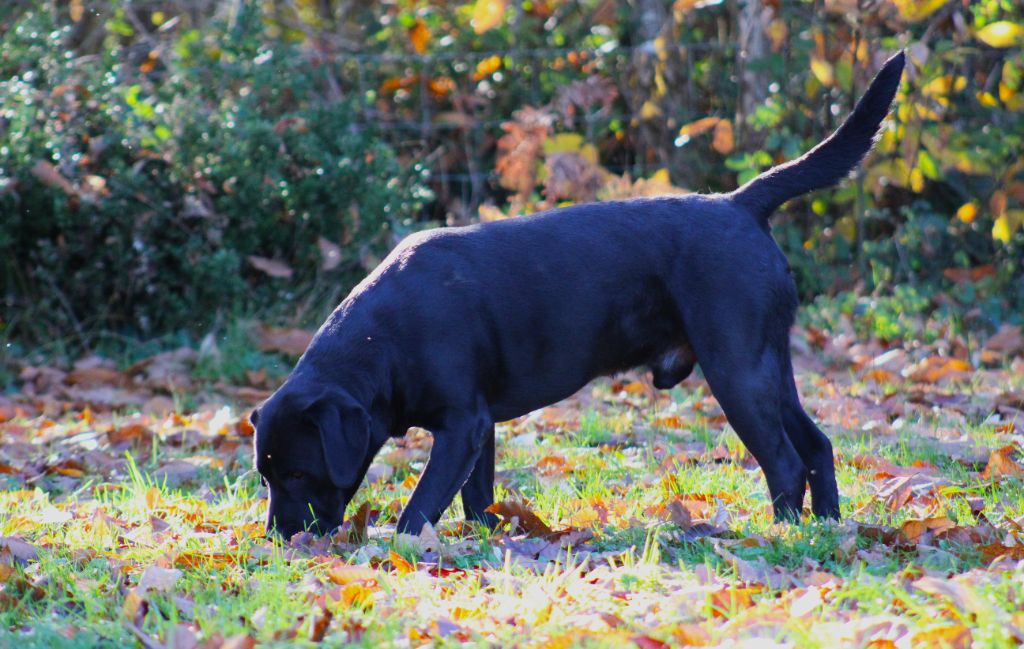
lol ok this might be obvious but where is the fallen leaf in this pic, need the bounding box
[0,536,38,563]
[308,606,333,642]
[486,500,555,538]
[981,446,1024,480]
[138,565,182,593]
[253,325,314,357]
[708,587,760,618]
[317,237,342,271]
[247,256,293,279]
[325,562,377,586]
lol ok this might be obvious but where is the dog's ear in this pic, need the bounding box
[308,391,372,488]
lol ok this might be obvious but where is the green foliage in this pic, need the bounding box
[0,7,430,345]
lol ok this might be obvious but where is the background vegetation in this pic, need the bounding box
[1,0,1023,354]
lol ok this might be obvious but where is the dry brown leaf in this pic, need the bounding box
[308,606,333,642]
[981,446,1024,480]
[985,324,1024,356]
[0,536,38,563]
[31,160,78,196]
[665,499,693,528]
[317,237,342,271]
[165,624,199,649]
[138,565,182,593]
[253,325,314,357]
[485,500,555,538]
[247,255,294,279]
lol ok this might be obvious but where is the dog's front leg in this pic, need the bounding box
[397,406,493,535]
[460,424,499,529]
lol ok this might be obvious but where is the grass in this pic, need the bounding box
[2,374,1023,648]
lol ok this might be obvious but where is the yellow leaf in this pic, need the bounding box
[893,0,946,22]
[977,21,1024,49]
[712,119,734,154]
[910,168,925,193]
[999,81,1016,103]
[811,57,834,87]
[580,143,598,164]
[472,0,506,34]
[956,203,977,224]
[994,209,1024,243]
[640,100,662,120]
[543,133,584,155]
[767,19,788,52]
[922,75,967,97]
[651,169,671,185]
[977,91,999,107]
[409,20,430,54]
[678,117,721,137]
[993,215,1012,243]
[474,55,501,79]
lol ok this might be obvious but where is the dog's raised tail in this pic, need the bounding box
[730,50,905,221]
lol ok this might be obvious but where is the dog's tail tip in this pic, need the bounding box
[731,50,906,222]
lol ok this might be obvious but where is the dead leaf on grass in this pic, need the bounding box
[138,565,182,593]
[253,325,314,357]
[981,445,1024,480]
[485,500,555,538]
[0,536,38,563]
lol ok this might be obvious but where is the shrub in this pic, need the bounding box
[0,7,431,347]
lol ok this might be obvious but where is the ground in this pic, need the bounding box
[1,318,1023,648]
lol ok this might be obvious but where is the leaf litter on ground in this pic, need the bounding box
[1,321,1023,646]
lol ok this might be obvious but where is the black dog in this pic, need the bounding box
[253,52,905,539]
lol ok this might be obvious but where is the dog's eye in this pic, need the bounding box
[287,470,306,481]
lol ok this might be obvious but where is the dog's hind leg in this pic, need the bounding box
[702,351,807,520]
[779,352,839,519]
[681,305,807,520]
[460,424,499,529]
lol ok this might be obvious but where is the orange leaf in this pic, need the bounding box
[324,582,376,608]
[409,20,430,54]
[389,550,415,575]
[911,625,971,649]
[536,454,570,476]
[326,562,377,585]
[942,264,995,284]
[981,446,1024,480]
[708,587,759,618]
[671,624,711,645]
[712,120,734,154]
[678,117,721,138]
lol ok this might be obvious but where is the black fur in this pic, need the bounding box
[253,52,905,539]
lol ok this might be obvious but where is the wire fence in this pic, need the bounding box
[323,40,735,218]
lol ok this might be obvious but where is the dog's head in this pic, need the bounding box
[251,383,380,539]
